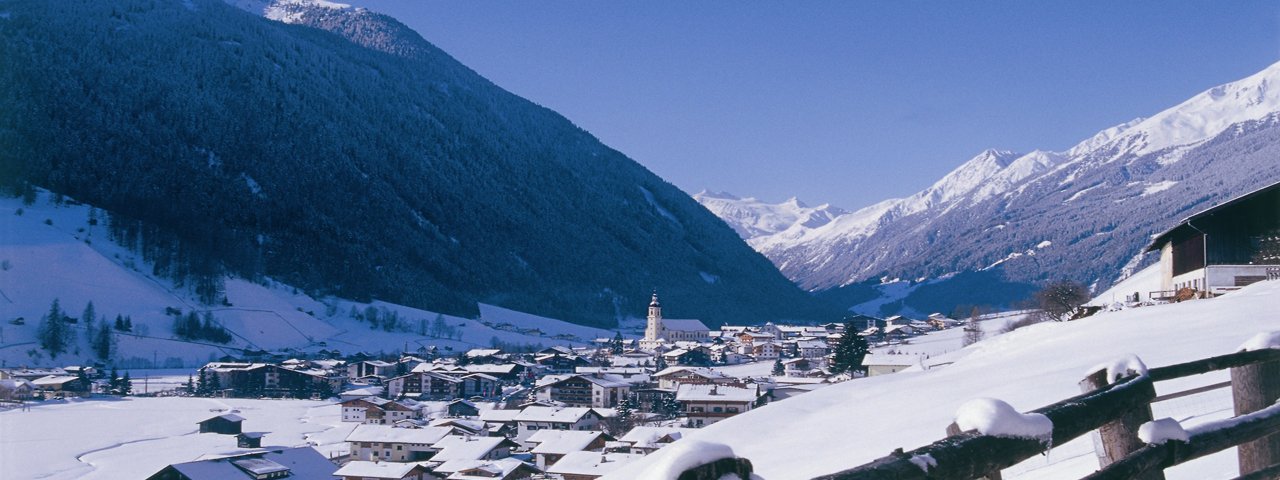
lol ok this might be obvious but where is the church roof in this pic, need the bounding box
[661,319,709,332]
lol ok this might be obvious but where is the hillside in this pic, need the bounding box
[697,62,1280,315]
[607,280,1280,479]
[0,191,622,367]
[0,0,842,328]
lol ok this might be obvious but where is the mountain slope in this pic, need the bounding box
[698,62,1280,313]
[0,0,842,327]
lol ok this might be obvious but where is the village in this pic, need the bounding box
[0,292,977,480]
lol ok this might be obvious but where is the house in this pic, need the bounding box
[431,418,488,436]
[651,366,735,390]
[536,375,631,408]
[1145,180,1280,297]
[615,426,694,454]
[526,430,610,469]
[447,399,481,417]
[346,425,454,462]
[927,313,961,329]
[675,383,760,427]
[387,371,462,399]
[782,357,820,377]
[640,293,710,348]
[544,451,644,480]
[751,342,780,360]
[660,347,712,367]
[459,373,500,398]
[533,354,591,374]
[512,407,605,445]
[348,360,398,379]
[334,461,437,480]
[882,324,917,340]
[340,397,419,424]
[795,339,829,359]
[735,331,775,351]
[440,458,540,480]
[463,364,528,383]
[198,413,244,434]
[0,378,35,400]
[145,446,337,480]
[30,375,86,394]
[861,353,920,376]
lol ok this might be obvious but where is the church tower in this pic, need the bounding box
[644,292,663,342]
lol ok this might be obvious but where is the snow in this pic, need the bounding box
[1035,240,1052,249]
[1141,180,1179,197]
[908,453,938,473]
[641,440,737,480]
[0,397,351,479]
[953,398,1052,442]
[605,279,1280,480]
[1086,354,1149,383]
[1090,263,1163,306]
[1138,418,1189,444]
[1237,331,1280,351]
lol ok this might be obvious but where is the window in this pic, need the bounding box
[713,407,722,413]
[527,425,539,431]
[727,407,739,413]
[691,407,704,413]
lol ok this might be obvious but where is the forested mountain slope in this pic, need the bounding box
[0,0,842,327]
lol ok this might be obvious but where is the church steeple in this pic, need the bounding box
[645,291,663,342]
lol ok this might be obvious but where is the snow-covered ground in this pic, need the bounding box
[0,397,351,479]
[0,192,616,368]
[606,279,1280,480]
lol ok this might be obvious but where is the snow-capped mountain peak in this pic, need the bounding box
[224,0,350,23]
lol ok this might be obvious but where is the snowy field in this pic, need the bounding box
[0,191,619,368]
[606,280,1280,480]
[0,397,351,479]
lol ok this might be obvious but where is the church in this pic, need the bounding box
[641,292,710,349]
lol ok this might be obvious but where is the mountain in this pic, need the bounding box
[0,0,843,327]
[698,62,1280,315]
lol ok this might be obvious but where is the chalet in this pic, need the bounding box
[0,378,35,400]
[459,373,500,398]
[431,418,488,436]
[447,399,481,417]
[513,407,605,445]
[735,331,775,350]
[463,349,503,363]
[31,375,86,393]
[533,353,590,374]
[478,409,522,437]
[927,313,961,329]
[334,461,436,480]
[782,357,820,376]
[651,366,734,390]
[750,342,780,360]
[536,374,631,408]
[346,425,453,462]
[348,360,398,379]
[145,447,337,480]
[437,458,540,480]
[660,347,712,367]
[463,363,527,383]
[544,451,644,479]
[198,413,244,435]
[675,383,760,427]
[387,371,462,399]
[527,430,610,469]
[340,397,419,424]
[862,353,920,376]
[795,339,829,359]
[1145,180,1280,297]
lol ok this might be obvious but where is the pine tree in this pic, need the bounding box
[92,320,114,360]
[109,367,121,394]
[185,375,195,395]
[830,320,870,375]
[122,316,133,332]
[120,372,132,396]
[772,358,785,376]
[81,302,97,344]
[207,369,222,395]
[196,369,209,396]
[114,314,125,331]
[38,298,70,358]
[76,369,92,393]
[610,332,624,354]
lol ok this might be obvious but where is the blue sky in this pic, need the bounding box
[358,1,1280,209]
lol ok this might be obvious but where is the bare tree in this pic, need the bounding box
[1034,280,1090,321]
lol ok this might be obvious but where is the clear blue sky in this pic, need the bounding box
[357,1,1280,209]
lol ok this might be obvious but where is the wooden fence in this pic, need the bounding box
[679,348,1280,480]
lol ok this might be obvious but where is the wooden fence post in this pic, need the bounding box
[946,423,1002,480]
[1230,356,1280,475]
[1079,370,1162,480]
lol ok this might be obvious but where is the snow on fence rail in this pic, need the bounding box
[678,345,1280,480]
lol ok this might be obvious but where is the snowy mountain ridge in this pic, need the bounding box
[698,60,1280,313]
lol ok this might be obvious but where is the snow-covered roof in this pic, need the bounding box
[30,375,79,386]
[514,406,595,423]
[334,460,425,478]
[464,364,518,375]
[345,425,452,444]
[617,426,694,447]
[861,354,921,367]
[662,319,709,332]
[465,349,502,358]
[675,384,758,403]
[652,366,731,380]
[545,451,644,477]
[478,409,521,423]
[528,430,605,454]
[430,435,513,462]
[438,458,532,478]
